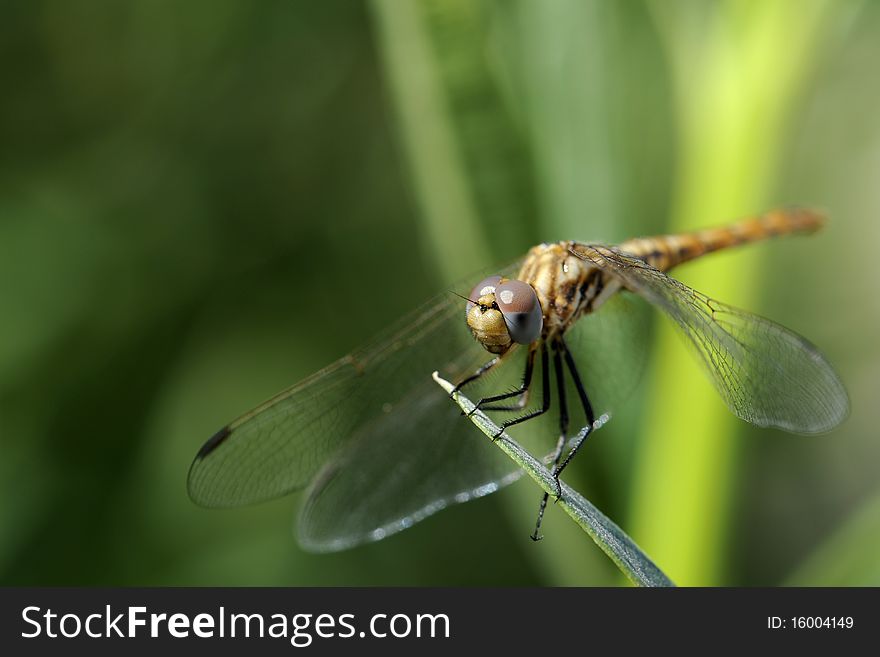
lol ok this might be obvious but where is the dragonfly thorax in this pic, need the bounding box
[516,242,603,340]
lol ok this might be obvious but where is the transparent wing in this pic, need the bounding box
[562,290,651,419]
[187,265,526,551]
[297,293,653,551]
[295,356,527,552]
[571,244,849,434]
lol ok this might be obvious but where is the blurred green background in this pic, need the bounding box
[2,0,879,586]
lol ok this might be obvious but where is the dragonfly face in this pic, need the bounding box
[188,208,849,552]
[465,276,543,354]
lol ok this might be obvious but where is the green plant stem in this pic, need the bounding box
[434,372,674,587]
[630,0,838,586]
[369,0,487,282]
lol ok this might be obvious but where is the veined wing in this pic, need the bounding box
[562,290,650,418]
[295,352,528,552]
[295,263,657,550]
[188,265,528,551]
[571,244,849,434]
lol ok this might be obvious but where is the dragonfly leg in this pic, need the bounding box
[532,339,569,541]
[547,336,596,500]
[477,388,530,413]
[451,356,500,395]
[467,344,538,416]
[491,343,550,441]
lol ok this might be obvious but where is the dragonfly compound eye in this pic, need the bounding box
[495,280,543,345]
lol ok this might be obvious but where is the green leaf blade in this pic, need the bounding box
[433,372,674,588]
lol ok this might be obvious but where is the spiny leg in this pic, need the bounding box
[451,356,500,395]
[469,344,537,415]
[478,387,531,413]
[563,336,595,426]
[531,339,568,541]
[549,336,596,494]
[490,343,551,440]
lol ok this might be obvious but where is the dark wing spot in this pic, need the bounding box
[196,425,232,459]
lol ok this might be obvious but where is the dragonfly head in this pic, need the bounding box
[466,276,543,354]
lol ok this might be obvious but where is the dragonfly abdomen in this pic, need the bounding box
[617,207,825,272]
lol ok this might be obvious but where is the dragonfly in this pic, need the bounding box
[188,208,849,551]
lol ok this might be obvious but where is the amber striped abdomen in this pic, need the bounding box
[617,208,825,272]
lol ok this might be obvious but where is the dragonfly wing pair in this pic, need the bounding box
[187,283,526,551]
[571,244,849,434]
[187,263,649,551]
